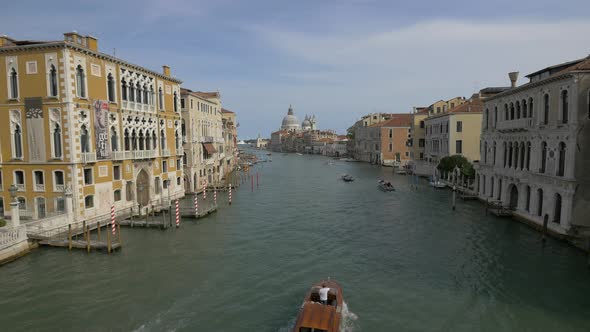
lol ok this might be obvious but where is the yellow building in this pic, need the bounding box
[0,32,183,223]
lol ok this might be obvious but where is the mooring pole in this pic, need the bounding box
[86,224,90,253]
[68,224,72,251]
[107,226,112,253]
[83,220,87,241]
[452,185,456,211]
[117,224,121,246]
[97,222,101,242]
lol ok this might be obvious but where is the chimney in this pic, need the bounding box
[508,71,519,88]
[163,65,171,77]
[85,35,98,51]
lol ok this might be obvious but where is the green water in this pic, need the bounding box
[1,152,590,331]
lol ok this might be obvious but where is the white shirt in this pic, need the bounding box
[319,287,330,301]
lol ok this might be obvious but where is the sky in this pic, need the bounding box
[3,0,590,138]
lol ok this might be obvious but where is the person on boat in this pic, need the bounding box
[319,284,330,305]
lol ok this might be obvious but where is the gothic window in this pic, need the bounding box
[75,65,86,97]
[107,73,115,102]
[81,125,91,153]
[124,129,130,151]
[492,142,496,165]
[540,141,547,173]
[537,189,543,216]
[554,193,562,223]
[150,86,155,105]
[52,123,62,158]
[519,142,525,170]
[175,130,180,150]
[543,94,549,125]
[145,131,151,150]
[526,142,531,170]
[111,127,118,151]
[152,131,157,150]
[525,186,531,212]
[49,65,58,97]
[131,130,137,150]
[143,84,148,104]
[174,91,178,112]
[10,68,18,99]
[159,87,164,110]
[522,100,527,118]
[494,107,498,127]
[160,129,166,150]
[129,81,135,102]
[561,90,568,124]
[508,143,513,168]
[557,142,566,177]
[516,101,521,119]
[504,104,508,121]
[510,103,515,120]
[136,82,142,103]
[139,130,145,150]
[529,97,534,118]
[121,79,128,100]
[13,123,23,158]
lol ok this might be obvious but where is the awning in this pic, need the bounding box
[203,143,217,154]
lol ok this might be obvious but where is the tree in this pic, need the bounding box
[437,155,475,180]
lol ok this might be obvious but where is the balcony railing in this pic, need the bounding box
[496,118,533,132]
[55,184,65,192]
[34,184,45,192]
[161,149,171,157]
[132,150,157,159]
[16,184,25,192]
[81,152,97,163]
[112,151,127,160]
[122,100,156,113]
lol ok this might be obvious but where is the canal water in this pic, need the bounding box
[2,151,590,331]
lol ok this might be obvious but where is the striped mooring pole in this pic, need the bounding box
[194,194,198,217]
[203,182,207,200]
[111,205,116,235]
[214,188,217,206]
[229,183,232,205]
[175,199,180,227]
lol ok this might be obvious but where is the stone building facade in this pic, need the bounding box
[0,32,183,223]
[477,57,590,236]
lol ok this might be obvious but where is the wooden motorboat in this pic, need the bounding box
[293,280,343,332]
[341,174,354,182]
[378,180,395,191]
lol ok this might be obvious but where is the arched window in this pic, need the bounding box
[143,84,148,104]
[516,101,521,119]
[490,177,495,198]
[526,142,531,170]
[14,124,23,158]
[557,142,566,177]
[508,142,513,168]
[159,87,164,109]
[49,65,58,97]
[150,86,155,105]
[514,142,519,169]
[121,79,128,100]
[540,141,547,173]
[484,142,487,164]
[537,189,543,217]
[175,130,180,150]
[174,91,178,112]
[129,81,135,102]
[131,130,138,150]
[522,100,527,118]
[138,130,145,150]
[124,129,130,151]
[543,94,549,125]
[494,107,498,127]
[80,125,90,152]
[529,97,534,118]
[107,73,115,102]
[53,123,62,158]
[136,82,142,103]
[145,131,151,150]
[10,68,18,99]
[554,193,562,224]
[561,90,568,124]
[160,129,166,150]
[519,142,525,170]
[504,104,508,121]
[111,127,118,151]
[152,131,157,150]
[503,142,507,168]
[75,65,86,97]
[510,103,515,120]
[493,142,496,165]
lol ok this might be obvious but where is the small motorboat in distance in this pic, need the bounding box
[378,179,395,191]
[341,174,354,182]
[293,279,343,332]
[429,180,447,189]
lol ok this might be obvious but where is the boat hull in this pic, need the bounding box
[293,280,343,332]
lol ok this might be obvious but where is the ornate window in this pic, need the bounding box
[526,142,531,170]
[124,129,130,151]
[516,101,521,119]
[543,94,549,125]
[557,142,566,177]
[80,125,90,153]
[131,130,137,150]
[138,130,145,150]
[129,80,135,102]
[561,90,568,124]
[529,97,534,118]
[49,65,58,97]
[136,82,142,103]
[159,87,164,110]
[10,68,18,99]
[75,65,86,97]
[160,129,166,150]
[174,91,178,112]
[107,73,115,102]
[540,141,547,173]
[111,127,118,151]
[143,84,148,104]
[52,123,62,158]
[152,130,157,149]
[121,79,128,100]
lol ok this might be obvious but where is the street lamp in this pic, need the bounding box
[9,184,18,202]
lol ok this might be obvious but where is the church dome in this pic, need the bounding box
[302,118,311,129]
[281,105,300,130]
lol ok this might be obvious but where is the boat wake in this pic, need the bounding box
[340,302,359,332]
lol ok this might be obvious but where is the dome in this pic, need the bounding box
[302,119,311,128]
[281,105,300,131]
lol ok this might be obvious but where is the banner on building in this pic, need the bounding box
[94,100,110,160]
[25,97,46,162]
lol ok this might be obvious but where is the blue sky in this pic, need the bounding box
[3,0,590,138]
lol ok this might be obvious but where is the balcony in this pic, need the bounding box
[55,184,65,192]
[176,147,184,156]
[81,152,97,163]
[496,118,533,133]
[16,184,25,192]
[34,184,45,192]
[112,151,127,160]
[132,150,157,159]
[162,149,171,157]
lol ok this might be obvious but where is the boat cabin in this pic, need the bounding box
[309,287,338,306]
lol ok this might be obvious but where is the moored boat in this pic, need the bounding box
[378,179,395,191]
[429,181,447,189]
[341,174,354,182]
[293,279,343,332]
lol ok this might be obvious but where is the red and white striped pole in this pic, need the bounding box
[175,199,180,227]
[111,205,116,235]
[214,188,217,206]
[194,194,198,217]
[229,183,232,205]
[203,182,207,200]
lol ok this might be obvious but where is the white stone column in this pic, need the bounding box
[9,201,20,228]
